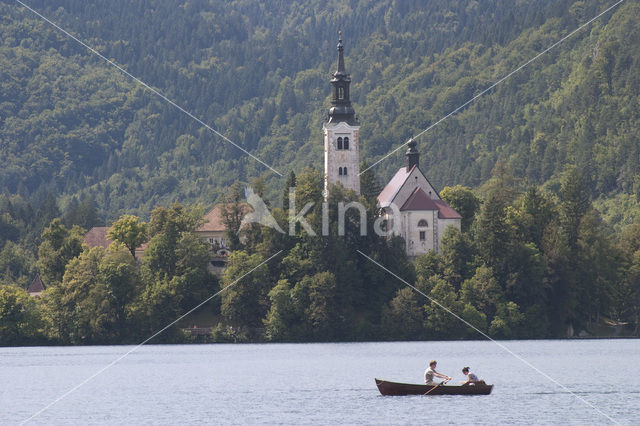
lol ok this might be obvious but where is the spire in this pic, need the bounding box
[406,138,419,171]
[336,30,346,74]
[328,30,357,125]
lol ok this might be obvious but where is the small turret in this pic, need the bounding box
[406,138,419,171]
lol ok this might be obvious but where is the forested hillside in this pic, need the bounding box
[1,0,638,222]
[1,1,639,343]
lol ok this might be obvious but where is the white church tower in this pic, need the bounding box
[324,32,360,196]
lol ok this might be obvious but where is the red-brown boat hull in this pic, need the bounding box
[375,379,493,396]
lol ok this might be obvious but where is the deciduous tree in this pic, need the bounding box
[108,215,147,258]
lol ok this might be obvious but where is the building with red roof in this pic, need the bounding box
[377,139,461,256]
[83,226,147,259]
[83,204,252,275]
[195,203,251,274]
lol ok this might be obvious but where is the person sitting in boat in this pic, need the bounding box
[424,360,451,385]
[460,367,484,385]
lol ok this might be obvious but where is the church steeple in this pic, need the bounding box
[328,31,356,125]
[406,138,419,171]
[323,30,361,197]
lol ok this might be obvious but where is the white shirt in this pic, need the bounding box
[424,367,436,384]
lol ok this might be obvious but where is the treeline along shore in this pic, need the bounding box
[1,168,639,345]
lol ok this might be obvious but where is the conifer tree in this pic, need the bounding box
[282,171,296,211]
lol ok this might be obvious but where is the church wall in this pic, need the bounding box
[401,210,437,257]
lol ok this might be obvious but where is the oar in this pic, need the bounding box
[424,379,449,395]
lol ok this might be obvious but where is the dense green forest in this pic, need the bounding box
[1,0,639,343]
[2,169,639,345]
[2,0,639,219]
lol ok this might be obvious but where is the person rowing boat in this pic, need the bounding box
[424,360,451,385]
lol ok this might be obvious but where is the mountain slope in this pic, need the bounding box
[0,0,638,226]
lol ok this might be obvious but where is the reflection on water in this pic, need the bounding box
[1,340,638,425]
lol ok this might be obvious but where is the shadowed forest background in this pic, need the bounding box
[1,0,639,344]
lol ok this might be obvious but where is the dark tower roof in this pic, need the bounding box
[406,138,419,171]
[328,31,357,125]
[28,274,46,293]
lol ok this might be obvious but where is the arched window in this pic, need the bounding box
[338,87,344,99]
[337,137,343,150]
[343,167,348,176]
[339,167,343,176]
[418,219,428,227]
[343,137,349,150]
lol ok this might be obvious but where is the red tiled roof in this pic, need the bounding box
[377,166,414,207]
[84,226,149,255]
[400,187,439,211]
[198,205,226,232]
[84,226,112,248]
[197,203,252,232]
[434,199,462,219]
[27,274,45,293]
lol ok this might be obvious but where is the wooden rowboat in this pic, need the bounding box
[375,378,493,396]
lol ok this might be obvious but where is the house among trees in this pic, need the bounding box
[83,204,244,274]
[324,34,461,257]
[27,274,45,297]
[83,226,146,258]
[196,204,230,251]
[83,226,111,249]
[196,204,236,274]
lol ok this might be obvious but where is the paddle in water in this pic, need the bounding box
[424,378,450,395]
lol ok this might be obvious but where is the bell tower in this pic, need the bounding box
[323,31,360,197]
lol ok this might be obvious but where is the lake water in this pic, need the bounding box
[1,340,638,425]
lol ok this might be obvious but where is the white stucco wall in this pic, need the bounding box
[195,230,226,248]
[401,210,439,257]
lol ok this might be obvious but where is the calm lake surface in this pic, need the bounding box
[2,340,638,425]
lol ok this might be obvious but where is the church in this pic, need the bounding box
[323,34,461,257]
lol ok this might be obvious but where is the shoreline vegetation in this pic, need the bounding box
[2,169,640,346]
[3,334,639,348]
